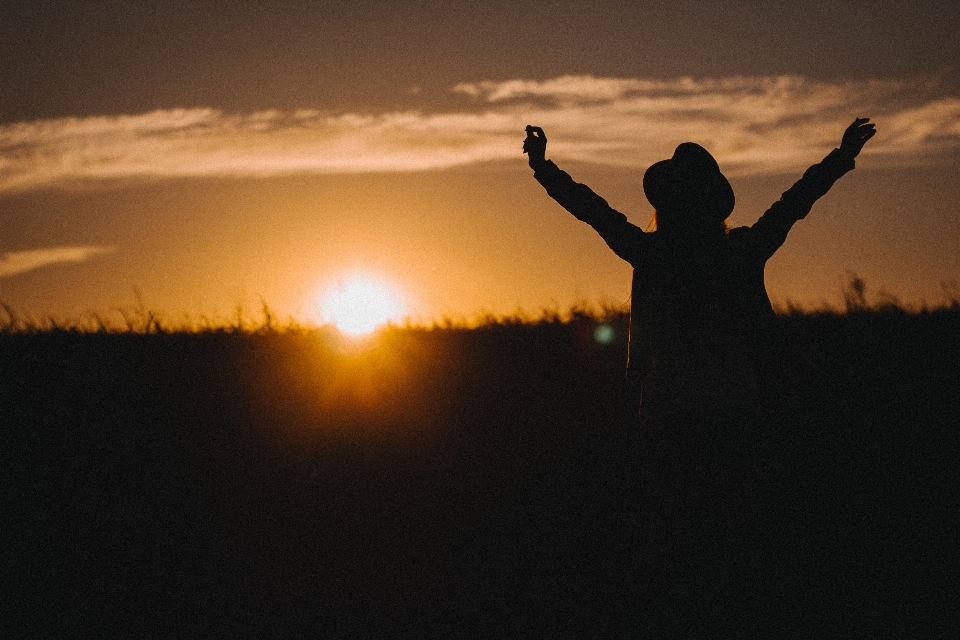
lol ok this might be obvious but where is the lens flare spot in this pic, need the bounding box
[593,323,615,344]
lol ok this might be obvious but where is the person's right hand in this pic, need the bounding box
[523,125,547,169]
[839,117,876,159]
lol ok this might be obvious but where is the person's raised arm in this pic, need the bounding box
[745,118,876,260]
[523,125,645,265]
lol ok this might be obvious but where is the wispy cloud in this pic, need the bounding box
[0,246,115,278]
[1,75,958,192]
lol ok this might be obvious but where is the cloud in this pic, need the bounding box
[0,246,115,278]
[1,75,958,192]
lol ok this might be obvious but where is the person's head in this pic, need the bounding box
[643,143,734,235]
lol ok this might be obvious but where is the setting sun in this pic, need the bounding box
[318,274,406,336]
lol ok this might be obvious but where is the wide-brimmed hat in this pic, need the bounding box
[643,143,735,221]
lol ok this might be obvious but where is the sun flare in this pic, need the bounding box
[318,274,406,336]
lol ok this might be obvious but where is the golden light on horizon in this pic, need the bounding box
[317,273,406,336]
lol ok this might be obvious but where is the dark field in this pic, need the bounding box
[3,309,959,637]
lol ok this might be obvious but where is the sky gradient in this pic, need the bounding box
[2,0,959,324]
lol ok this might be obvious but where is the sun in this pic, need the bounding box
[318,273,406,336]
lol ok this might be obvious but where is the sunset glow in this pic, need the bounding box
[2,1,959,320]
[318,274,406,336]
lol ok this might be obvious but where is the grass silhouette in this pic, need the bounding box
[2,286,958,635]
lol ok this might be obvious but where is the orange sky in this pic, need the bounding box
[2,1,959,324]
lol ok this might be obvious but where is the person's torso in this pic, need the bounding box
[628,231,775,404]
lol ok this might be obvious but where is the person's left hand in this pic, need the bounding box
[523,125,547,169]
[840,117,876,159]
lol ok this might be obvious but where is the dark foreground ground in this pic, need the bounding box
[2,309,958,637]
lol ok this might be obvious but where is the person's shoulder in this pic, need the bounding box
[726,226,753,243]
[643,229,665,247]
[724,225,760,253]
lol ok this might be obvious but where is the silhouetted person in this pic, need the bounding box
[524,119,876,627]
[524,118,875,420]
